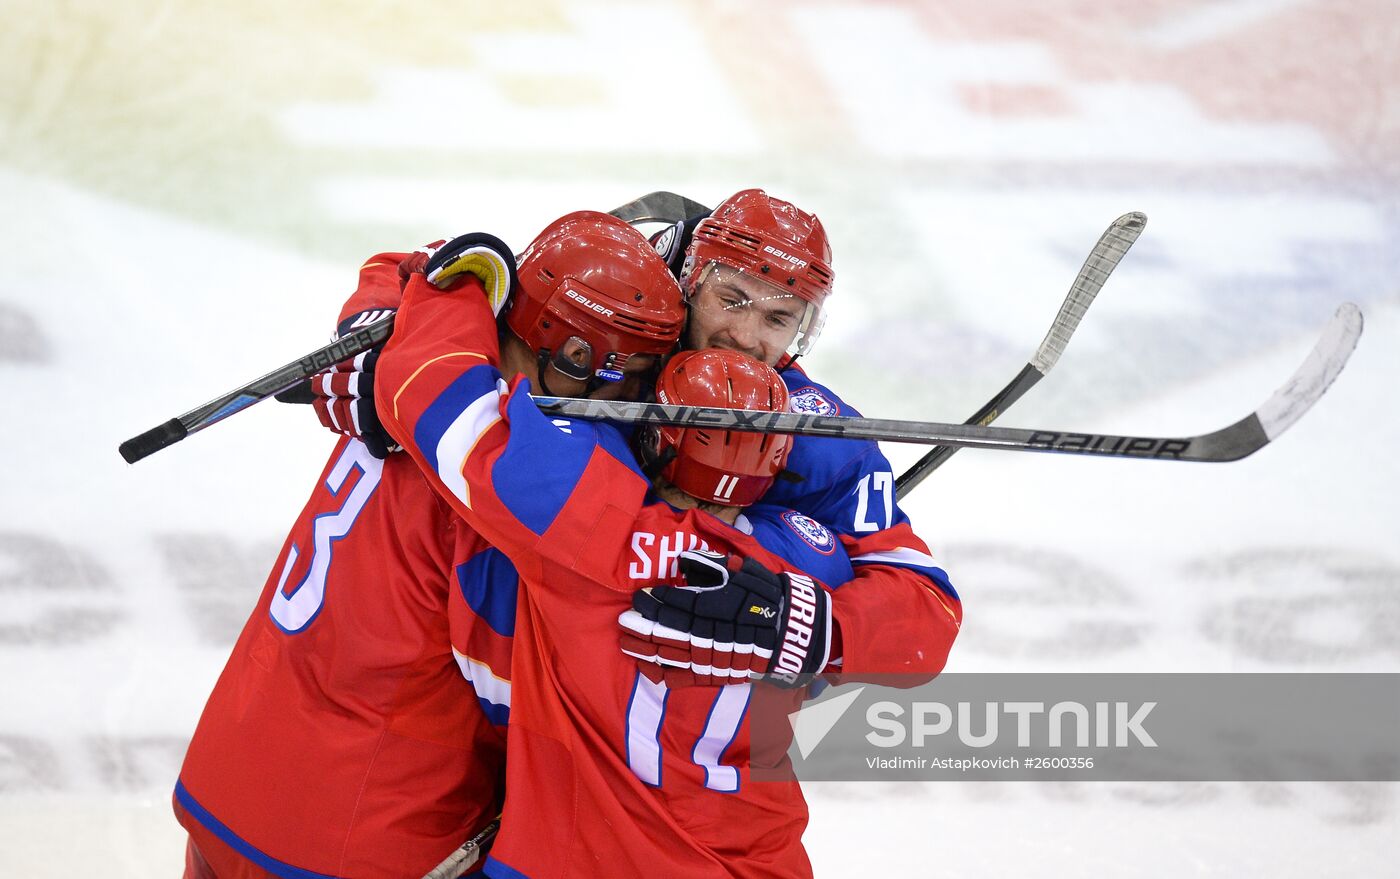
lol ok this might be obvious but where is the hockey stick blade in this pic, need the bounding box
[896,211,1146,498]
[607,190,712,225]
[118,315,396,463]
[536,303,1361,463]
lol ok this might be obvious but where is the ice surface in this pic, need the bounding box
[2,1,1397,876]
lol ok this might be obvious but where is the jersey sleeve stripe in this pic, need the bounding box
[452,650,512,726]
[455,548,520,637]
[850,547,938,568]
[850,548,959,600]
[412,367,507,509]
[489,387,610,537]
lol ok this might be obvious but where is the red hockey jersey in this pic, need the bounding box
[376,276,864,878]
[175,444,506,878]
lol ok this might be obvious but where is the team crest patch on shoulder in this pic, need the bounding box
[788,387,838,416]
[782,511,837,555]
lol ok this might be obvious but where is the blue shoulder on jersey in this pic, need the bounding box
[761,370,907,537]
[492,379,646,536]
[743,504,854,590]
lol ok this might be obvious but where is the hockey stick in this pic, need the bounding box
[420,816,501,879]
[118,316,396,463]
[535,303,1361,463]
[895,212,1146,499]
[118,192,714,464]
[607,190,712,225]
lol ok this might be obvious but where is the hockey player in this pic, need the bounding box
[253,190,959,872]
[640,190,961,679]
[308,190,961,682]
[172,212,686,879]
[373,268,854,876]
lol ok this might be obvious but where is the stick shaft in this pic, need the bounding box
[895,211,1146,497]
[118,316,394,463]
[534,301,1361,465]
[119,191,713,464]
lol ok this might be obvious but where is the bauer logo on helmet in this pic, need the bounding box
[762,245,808,269]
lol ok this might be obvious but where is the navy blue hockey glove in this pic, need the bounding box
[620,549,831,689]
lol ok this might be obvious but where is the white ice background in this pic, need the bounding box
[2,1,1398,876]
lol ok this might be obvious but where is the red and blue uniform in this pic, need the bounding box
[376,275,963,876]
[173,256,515,879]
[339,253,961,681]
[377,276,859,878]
[174,248,961,877]
[174,444,507,879]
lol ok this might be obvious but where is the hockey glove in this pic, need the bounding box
[399,232,516,316]
[285,233,517,457]
[619,549,832,689]
[299,309,401,458]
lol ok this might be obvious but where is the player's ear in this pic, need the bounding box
[558,336,591,370]
[546,335,594,385]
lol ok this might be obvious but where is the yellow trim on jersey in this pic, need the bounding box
[390,351,489,420]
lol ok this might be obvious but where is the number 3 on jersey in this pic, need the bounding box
[270,441,384,633]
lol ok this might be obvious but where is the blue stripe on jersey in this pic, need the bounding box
[489,383,608,536]
[175,780,340,879]
[412,362,502,470]
[484,855,531,879]
[456,547,519,637]
[477,694,510,726]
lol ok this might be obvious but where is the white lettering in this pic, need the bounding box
[562,288,616,317]
[911,702,952,745]
[958,701,999,749]
[1004,702,1045,747]
[627,532,711,583]
[866,702,906,747]
[1049,701,1090,747]
[1116,701,1157,747]
[762,244,808,268]
[628,532,655,580]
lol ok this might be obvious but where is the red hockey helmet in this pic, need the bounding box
[508,211,685,386]
[652,348,792,507]
[682,189,834,361]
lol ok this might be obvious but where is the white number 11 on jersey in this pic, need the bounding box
[625,672,752,792]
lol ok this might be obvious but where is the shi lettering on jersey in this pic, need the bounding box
[628,531,713,582]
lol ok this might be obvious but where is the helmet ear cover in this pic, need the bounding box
[651,349,792,506]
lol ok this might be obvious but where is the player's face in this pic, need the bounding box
[684,264,806,366]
